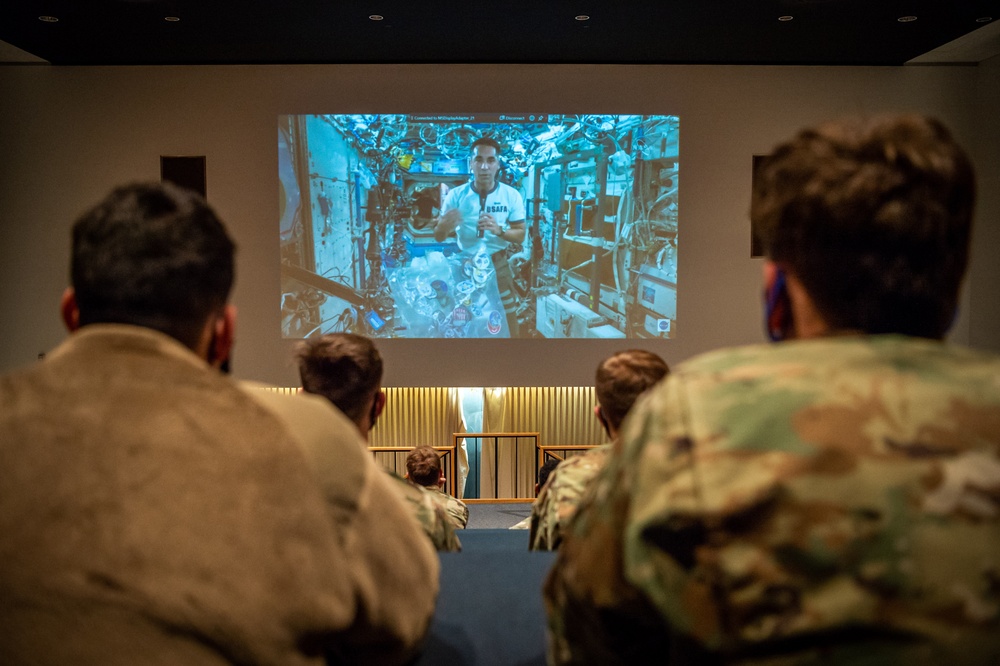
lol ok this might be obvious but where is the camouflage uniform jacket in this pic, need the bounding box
[426,485,470,530]
[545,336,1000,665]
[529,446,611,550]
[387,472,462,552]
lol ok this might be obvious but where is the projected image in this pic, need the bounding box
[279,114,678,339]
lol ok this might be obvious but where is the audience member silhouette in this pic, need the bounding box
[530,349,668,550]
[545,114,1000,665]
[0,182,436,665]
[406,445,470,529]
[296,332,462,551]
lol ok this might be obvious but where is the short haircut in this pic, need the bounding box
[752,113,976,339]
[406,446,442,487]
[70,182,235,350]
[471,136,502,154]
[596,350,670,431]
[296,333,382,424]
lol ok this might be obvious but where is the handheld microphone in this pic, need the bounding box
[478,192,486,238]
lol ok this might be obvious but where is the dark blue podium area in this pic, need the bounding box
[414,529,556,666]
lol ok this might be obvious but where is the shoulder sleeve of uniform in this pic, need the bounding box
[238,382,367,523]
[507,184,526,222]
[386,473,462,552]
[543,377,689,663]
[334,463,440,665]
[239,383,438,664]
[529,466,558,550]
[442,184,462,210]
[530,450,608,552]
[448,496,469,529]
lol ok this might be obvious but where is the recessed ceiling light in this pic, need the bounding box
[897,16,917,23]
[369,14,384,21]
[575,15,590,21]
[164,16,180,22]
[976,16,992,23]
[778,15,794,22]
[38,15,59,23]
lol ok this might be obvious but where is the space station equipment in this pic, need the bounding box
[635,265,676,338]
[535,293,625,339]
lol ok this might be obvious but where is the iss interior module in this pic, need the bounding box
[278,113,679,340]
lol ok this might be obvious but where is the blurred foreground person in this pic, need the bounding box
[529,349,668,550]
[296,332,462,551]
[544,114,1000,665]
[0,182,434,666]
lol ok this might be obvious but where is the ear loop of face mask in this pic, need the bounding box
[764,268,791,342]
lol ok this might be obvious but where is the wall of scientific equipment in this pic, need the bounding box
[279,113,679,339]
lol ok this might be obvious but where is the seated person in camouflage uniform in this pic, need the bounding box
[296,333,461,551]
[529,350,669,550]
[544,113,1000,665]
[406,445,470,529]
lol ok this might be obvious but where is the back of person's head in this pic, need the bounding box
[596,350,670,432]
[752,113,976,339]
[537,457,561,489]
[406,446,442,487]
[70,182,235,350]
[296,333,383,423]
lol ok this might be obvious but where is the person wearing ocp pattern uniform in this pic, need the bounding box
[529,349,669,551]
[544,113,1000,665]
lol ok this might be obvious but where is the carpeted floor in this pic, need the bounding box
[465,502,532,529]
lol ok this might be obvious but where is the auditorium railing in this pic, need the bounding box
[453,434,600,502]
[368,444,458,498]
[537,444,601,468]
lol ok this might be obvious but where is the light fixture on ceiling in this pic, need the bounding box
[38,16,59,23]
[164,16,180,22]
[369,15,384,21]
[897,16,918,23]
[778,16,794,22]
[976,17,993,23]
[575,15,590,21]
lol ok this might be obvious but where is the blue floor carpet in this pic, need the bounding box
[465,502,532,529]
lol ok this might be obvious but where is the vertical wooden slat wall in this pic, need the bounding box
[369,387,462,475]
[491,387,604,497]
[256,385,604,497]
[370,387,462,447]
[506,386,604,446]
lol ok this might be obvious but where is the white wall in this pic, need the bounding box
[1,63,997,386]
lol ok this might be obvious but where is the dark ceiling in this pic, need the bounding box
[1,0,999,66]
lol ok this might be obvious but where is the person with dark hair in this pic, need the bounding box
[297,331,386,433]
[296,332,462,551]
[544,114,1000,665]
[537,456,562,490]
[511,452,580,531]
[434,136,526,335]
[529,349,669,550]
[0,182,438,666]
[67,180,236,355]
[405,445,469,529]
